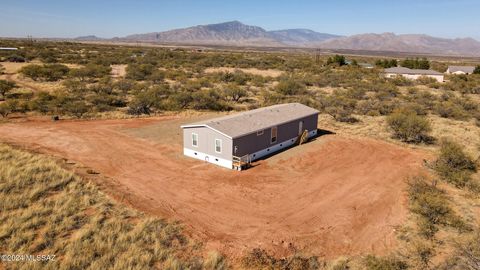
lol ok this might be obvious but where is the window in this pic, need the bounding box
[257,130,264,136]
[271,127,277,144]
[192,133,198,147]
[215,139,222,153]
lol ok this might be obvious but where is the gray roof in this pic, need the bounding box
[447,66,475,74]
[181,103,319,138]
[384,67,443,76]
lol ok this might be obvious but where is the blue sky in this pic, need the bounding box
[1,0,479,40]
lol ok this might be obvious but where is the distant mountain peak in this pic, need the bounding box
[72,21,480,56]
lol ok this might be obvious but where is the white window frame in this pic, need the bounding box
[257,130,264,136]
[215,139,222,153]
[192,133,198,147]
[271,126,277,144]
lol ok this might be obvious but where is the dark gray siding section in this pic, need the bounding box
[183,126,233,160]
[232,114,318,157]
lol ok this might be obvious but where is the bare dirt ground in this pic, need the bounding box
[204,67,284,77]
[0,115,429,259]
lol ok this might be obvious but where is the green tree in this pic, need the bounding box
[474,65,480,74]
[326,54,346,66]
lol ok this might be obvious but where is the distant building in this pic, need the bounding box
[181,103,319,170]
[0,47,18,51]
[359,63,374,69]
[384,67,444,82]
[446,66,475,75]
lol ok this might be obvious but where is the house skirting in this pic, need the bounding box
[248,129,317,162]
[183,148,233,169]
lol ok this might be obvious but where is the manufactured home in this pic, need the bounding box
[446,66,475,75]
[181,103,319,170]
[384,67,444,82]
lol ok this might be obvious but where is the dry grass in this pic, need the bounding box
[204,67,283,77]
[319,113,480,158]
[0,143,212,269]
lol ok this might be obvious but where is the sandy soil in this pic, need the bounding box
[0,116,429,259]
[110,64,127,78]
[204,67,284,77]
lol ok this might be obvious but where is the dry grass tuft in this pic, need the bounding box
[0,144,205,269]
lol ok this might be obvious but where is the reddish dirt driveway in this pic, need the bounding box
[0,116,429,259]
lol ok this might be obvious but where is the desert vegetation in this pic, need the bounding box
[2,39,480,268]
[0,143,227,269]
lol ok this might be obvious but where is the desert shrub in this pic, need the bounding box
[204,251,228,270]
[387,110,432,143]
[126,63,155,81]
[474,66,480,74]
[69,64,111,81]
[166,91,193,110]
[5,54,25,62]
[434,139,477,188]
[375,59,398,68]
[0,64,5,74]
[275,77,307,95]
[390,75,414,86]
[323,96,358,123]
[408,176,470,239]
[326,54,346,66]
[0,79,16,98]
[148,70,166,83]
[0,100,16,117]
[401,58,430,69]
[29,91,56,114]
[20,64,70,81]
[191,89,230,111]
[242,248,319,270]
[127,87,168,115]
[224,84,247,102]
[439,227,480,269]
[442,107,470,121]
[64,100,90,118]
[416,76,438,85]
[364,255,408,270]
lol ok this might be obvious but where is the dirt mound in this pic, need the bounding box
[0,116,429,258]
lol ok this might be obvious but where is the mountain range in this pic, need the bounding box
[76,21,480,56]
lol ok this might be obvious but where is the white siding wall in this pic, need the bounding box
[385,73,444,82]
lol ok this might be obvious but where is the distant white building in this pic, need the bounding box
[0,47,18,51]
[384,67,444,82]
[446,66,475,75]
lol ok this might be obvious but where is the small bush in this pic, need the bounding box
[387,110,432,143]
[20,64,70,81]
[408,176,470,239]
[242,248,319,270]
[274,77,306,95]
[364,255,408,270]
[434,139,477,188]
[0,79,16,98]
